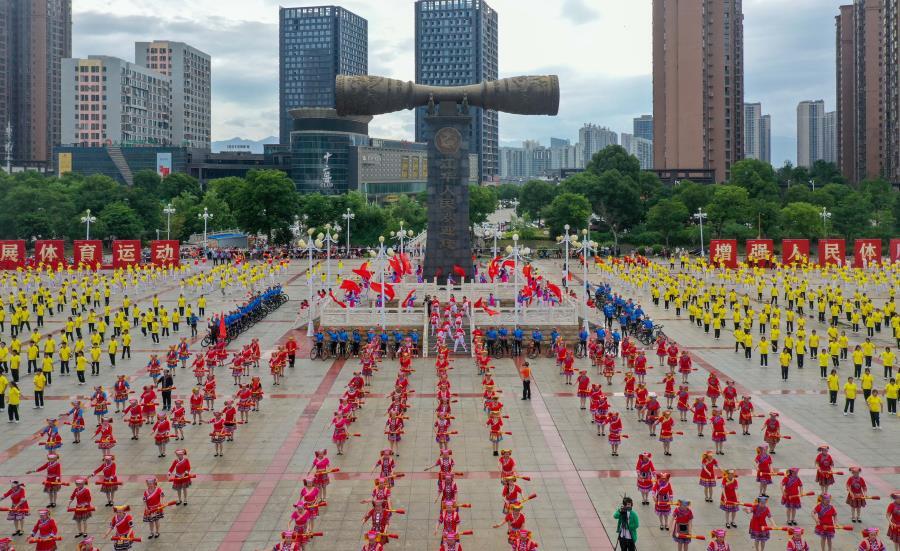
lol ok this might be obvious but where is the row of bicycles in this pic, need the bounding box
[309,338,422,361]
[201,288,289,347]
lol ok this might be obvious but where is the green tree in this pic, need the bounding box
[496,183,521,202]
[516,180,556,218]
[706,185,750,237]
[779,202,822,239]
[729,159,779,200]
[98,202,144,239]
[234,170,298,239]
[586,145,640,180]
[673,180,714,214]
[159,173,201,200]
[540,192,591,237]
[388,195,427,233]
[590,170,644,244]
[646,198,689,246]
[831,191,872,239]
[133,170,162,194]
[468,184,498,225]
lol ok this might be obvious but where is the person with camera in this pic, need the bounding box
[613,496,638,550]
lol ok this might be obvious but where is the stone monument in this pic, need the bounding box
[335,75,560,281]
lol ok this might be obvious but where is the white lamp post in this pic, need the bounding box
[574,229,598,331]
[371,236,393,329]
[163,203,176,240]
[198,207,213,248]
[320,223,341,285]
[80,210,97,240]
[299,227,322,336]
[693,207,708,257]
[503,234,530,324]
[556,223,576,287]
[491,227,501,258]
[390,220,415,257]
[820,207,832,236]
[341,208,355,256]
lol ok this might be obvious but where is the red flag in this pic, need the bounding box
[401,289,416,307]
[340,279,361,294]
[400,253,412,275]
[217,314,226,340]
[502,259,516,269]
[474,298,484,308]
[522,264,533,282]
[352,262,373,281]
[453,264,466,277]
[474,297,497,316]
[370,282,395,301]
[546,282,562,300]
[329,290,347,309]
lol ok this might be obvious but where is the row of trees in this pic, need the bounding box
[0,169,500,246]
[502,147,900,248]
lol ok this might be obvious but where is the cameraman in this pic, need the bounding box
[613,496,638,551]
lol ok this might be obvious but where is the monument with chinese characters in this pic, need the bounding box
[335,75,560,280]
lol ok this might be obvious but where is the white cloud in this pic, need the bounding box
[73,0,850,165]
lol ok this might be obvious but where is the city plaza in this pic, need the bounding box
[0,230,897,551]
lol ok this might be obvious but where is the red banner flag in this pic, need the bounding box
[34,240,66,268]
[818,239,846,267]
[890,239,900,264]
[73,240,103,269]
[150,240,180,267]
[853,239,882,268]
[352,262,373,281]
[453,264,466,278]
[328,290,347,309]
[745,239,774,267]
[0,240,25,270]
[112,240,141,269]
[546,281,562,300]
[709,239,738,268]
[340,279,362,294]
[370,282,395,301]
[781,239,810,265]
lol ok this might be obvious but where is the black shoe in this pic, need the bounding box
[493,451,498,456]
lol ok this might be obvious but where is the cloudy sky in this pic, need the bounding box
[73,0,847,165]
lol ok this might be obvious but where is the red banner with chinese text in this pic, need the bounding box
[73,240,103,269]
[890,239,900,264]
[853,239,882,267]
[745,239,774,267]
[709,239,738,268]
[818,239,846,267]
[150,240,179,267]
[34,240,66,268]
[782,239,810,265]
[0,240,26,270]
[112,240,141,269]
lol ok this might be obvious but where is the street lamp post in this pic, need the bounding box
[299,228,322,336]
[163,203,176,240]
[556,223,575,287]
[80,210,97,240]
[370,236,394,329]
[693,208,708,257]
[504,234,530,324]
[198,207,213,248]
[390,220,414,257]
[342,208,355,256]
[491,227,501,259]
[820,207,832,236]
[320,224,341,285]
[574,229,598,331]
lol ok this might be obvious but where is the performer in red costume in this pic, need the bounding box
[168,448,192,506]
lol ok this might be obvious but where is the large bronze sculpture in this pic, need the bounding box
[335,75,560,281]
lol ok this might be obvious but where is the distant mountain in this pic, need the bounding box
[211,136,279,154]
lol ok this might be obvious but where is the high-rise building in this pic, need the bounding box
[550,137,570,148]
[135,41,211,149]
[2,0,71,166]
[883,0,900,183]
[797,100,826,168]
[499,146,526,180]
[836,0,889,184]
[633,115,653,142]
[621,132,654,170]
[652,0,744,183]
[279,6,368,145]
[415,0,499,182]
[61,56,172,148]
[579,124,617,166]
[549,143,579,170]
[759,114,771,164]
[743,103,771,163]
[823,111,837,165]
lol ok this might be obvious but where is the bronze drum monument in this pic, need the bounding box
[336,75,560,281]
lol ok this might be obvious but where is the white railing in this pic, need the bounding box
[470,302,578,326]
[320,305,424,328]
